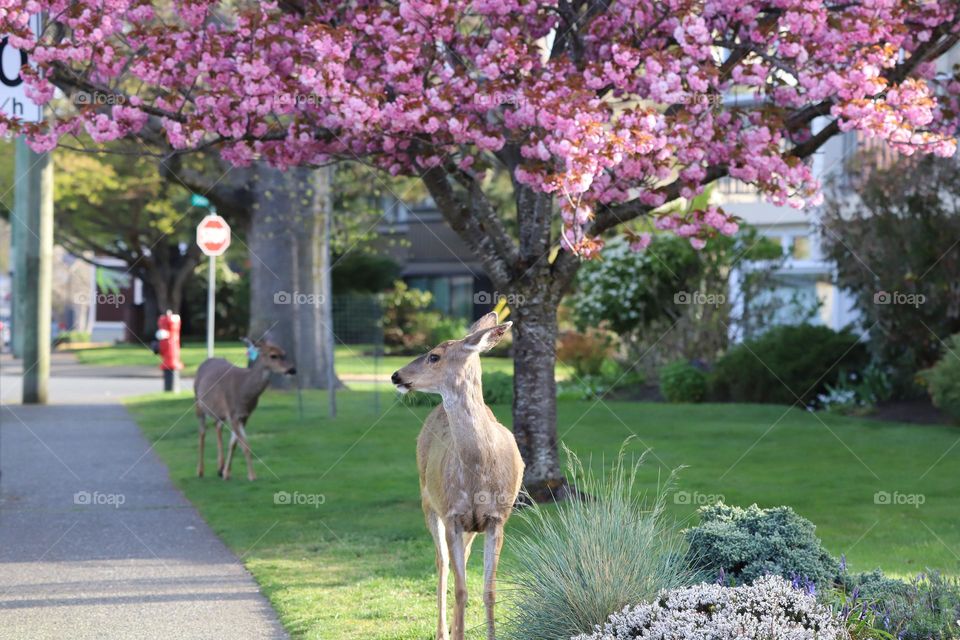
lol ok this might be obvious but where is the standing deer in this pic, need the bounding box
[194,337,296,481]
[391,312,524,640]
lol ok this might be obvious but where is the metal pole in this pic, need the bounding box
[9,167,24,359]
[206,255,215,358]
[15,137,53,403]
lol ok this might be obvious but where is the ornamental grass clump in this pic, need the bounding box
[503,443,701,640]
[573,575,848,640]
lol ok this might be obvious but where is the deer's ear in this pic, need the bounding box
[466,311,499,336]
[463,322,512,353]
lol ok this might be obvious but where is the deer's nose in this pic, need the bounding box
[286,367,297,375]
[391,371,401,384]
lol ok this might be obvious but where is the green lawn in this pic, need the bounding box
[72,342,529,378]
[124,390,960,639]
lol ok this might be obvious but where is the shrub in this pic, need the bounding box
[711,324,868,406]
[830,569,960,640]
[571,227,792,373]
[573,575,847,640]
[556,328,616,377]
[922,333,960,423]
[684,502,838,587]
[557,362,647,401]
[331,251,400,293]
[821,154,960,396]
[381,281,433,351]
[482,371,513,405]
[658,361,706,403]
[818,362,896,415]
[423,315,469,346]
[503,445,701,640]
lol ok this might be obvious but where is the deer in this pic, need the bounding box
[391,312,524,640]
[193,337,296,481]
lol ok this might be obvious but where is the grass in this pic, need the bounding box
[71,342,529,378]
[124,391,960,639]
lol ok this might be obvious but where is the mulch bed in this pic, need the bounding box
[866,398,956,426]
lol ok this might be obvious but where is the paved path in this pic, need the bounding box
[0,356,288,639]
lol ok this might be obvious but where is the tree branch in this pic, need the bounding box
[421,166,516,288]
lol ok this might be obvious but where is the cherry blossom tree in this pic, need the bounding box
[2,0,959,498]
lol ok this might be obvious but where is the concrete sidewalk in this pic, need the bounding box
[0,362,288,638]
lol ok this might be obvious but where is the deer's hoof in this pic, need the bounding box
[247,473,257,481]
[197,469,204,478]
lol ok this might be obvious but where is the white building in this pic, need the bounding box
[715,46,959,338]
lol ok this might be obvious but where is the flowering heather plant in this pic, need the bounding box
[573,575,848,640]
[832,569,960,640]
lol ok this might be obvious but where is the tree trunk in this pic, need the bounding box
[141,280,159,340]
[248,162,340,389]
[511,293,569,501]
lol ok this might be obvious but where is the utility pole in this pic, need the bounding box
[4,14,50,403]
[13,138,53,404]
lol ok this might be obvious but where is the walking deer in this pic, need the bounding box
[194,337,296,481]
[391,312,524,640]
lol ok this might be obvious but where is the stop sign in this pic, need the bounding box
[196,214,231,256]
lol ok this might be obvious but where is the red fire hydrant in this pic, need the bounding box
[156,310,184,392]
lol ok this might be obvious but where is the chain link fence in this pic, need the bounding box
[332,293,386,413]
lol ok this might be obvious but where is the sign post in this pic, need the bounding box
[196,210,231,359]
[4,15,51,404]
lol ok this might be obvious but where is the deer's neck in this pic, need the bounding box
[240,362,273,399]
[440,363,493,452]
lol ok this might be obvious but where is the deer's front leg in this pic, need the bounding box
[483,523,504,640]
[444,520,468,640]
[427,511,450,640]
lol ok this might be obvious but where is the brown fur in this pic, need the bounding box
[393,312,524,640]
[193,338,294,481]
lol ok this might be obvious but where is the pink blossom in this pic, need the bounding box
[0,0,954,259]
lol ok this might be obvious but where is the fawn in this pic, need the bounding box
[193,337,295,480]
[392,312,524,640]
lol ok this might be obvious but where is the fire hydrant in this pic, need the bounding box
[156,310,184,392]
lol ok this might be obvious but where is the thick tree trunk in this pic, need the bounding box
[511,294,568,501]
[248,162,340,389]
[141,280,159,340]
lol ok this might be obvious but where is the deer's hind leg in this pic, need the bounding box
[215,420,225,476]
[196,413,207,477]
[426,509,450,640]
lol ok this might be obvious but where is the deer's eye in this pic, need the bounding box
[270,354,279,359]
[428,353,441,364]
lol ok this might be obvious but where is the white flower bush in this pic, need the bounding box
[572,575,848,640]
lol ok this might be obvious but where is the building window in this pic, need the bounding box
[792,236,811,259]
[407,275,475,319]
